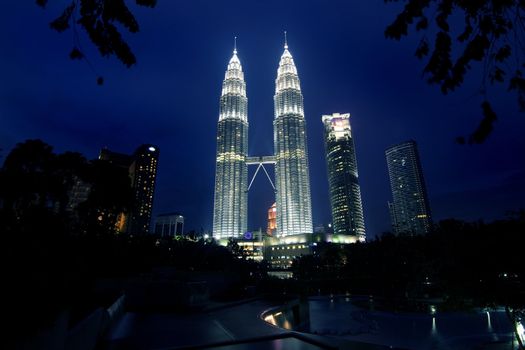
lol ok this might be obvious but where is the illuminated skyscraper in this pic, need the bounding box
[212,44,248,239]
[99,144,159,235]
[322,113,365,242]
[386,140,432,235]
[127,145,159,234]
[273,37,313,237]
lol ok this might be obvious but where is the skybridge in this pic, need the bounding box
[246,155,276,192]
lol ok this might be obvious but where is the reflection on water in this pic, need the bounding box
[266,296,517,350]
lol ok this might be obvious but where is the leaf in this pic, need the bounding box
[103,0,139,33]
[69,47,84,60]
[508,71,525,91]
[436,0,452,32]
[423,31,452,87]
[136,0,157,7]
[494,45,511,62]
[385,14,408,40]
[508,70,525,111]
[489,66,505,84]
[50,2,76,33]
[468,101,497,144]
[105,23,137,67]
[457,23,472,42]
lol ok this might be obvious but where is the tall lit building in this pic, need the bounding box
[212,44,248,240]
[99,144,159,235]
[273,37,313,238]
[386,140,432,235]
[322,113,365,242]
[128,145,159,234]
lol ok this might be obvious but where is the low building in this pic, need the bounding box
[154,213,184,238]
[264,233,311,269]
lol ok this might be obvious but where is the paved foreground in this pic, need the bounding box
[103,299,392,350]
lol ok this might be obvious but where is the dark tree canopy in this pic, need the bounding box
[385,0,525,143]
[0,139,132,236]
[36,0,157,83]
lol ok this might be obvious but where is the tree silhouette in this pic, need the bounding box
[385,0,525,143]
[36,0,157,84]
[0,139,57,214]
[0,139,132,236]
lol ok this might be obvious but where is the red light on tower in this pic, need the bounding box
[267,202,277,236]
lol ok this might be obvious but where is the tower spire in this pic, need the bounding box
[234,36,237,54]
[284,31,288,49]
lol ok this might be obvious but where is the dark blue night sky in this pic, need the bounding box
[1,1,524,237]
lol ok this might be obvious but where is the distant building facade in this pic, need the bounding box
[267,202,276,236]
[66,176,91,213]
[99,144,159,235]
[128,145,159,234]
[154,213,184,237]
[237,229,265,262]
[385,140,432,235]
[322,113,365,242]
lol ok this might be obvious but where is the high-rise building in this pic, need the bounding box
[99,148,133,170]
[99,144,159,235]
[322,113,365,242]
[154,213,184,237]
[212,44,248,240]
[273,38,313,238]
[386,140,432,235]
[128,145,159,234]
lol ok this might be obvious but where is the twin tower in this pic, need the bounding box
[212,39,312,240]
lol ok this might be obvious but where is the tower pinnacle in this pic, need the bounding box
[284,31,288,49]
[234,36,237,54]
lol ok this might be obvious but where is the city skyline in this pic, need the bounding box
[1,2,524,238]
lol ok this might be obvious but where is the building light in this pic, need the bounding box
[264,314,276,326]
[517,321,525,344]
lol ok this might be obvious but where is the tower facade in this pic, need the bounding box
[386,140,432,235]
[99,144,159,235]
[273,41,313,237]
[212,47,248,239]
[128,145,159,234]
[322,113,365,242]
